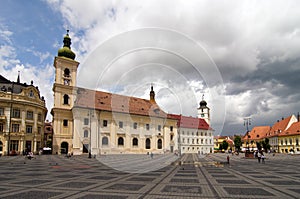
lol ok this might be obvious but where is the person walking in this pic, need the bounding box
[261,152,265,164]
[227,155,230,164]
[257,151,261,163]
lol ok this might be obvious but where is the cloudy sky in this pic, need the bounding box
[1,0,300,136]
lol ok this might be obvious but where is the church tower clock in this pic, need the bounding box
[197,95,210,125]
[51,30,79,154]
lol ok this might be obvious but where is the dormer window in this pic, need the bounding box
[29,90,34,97]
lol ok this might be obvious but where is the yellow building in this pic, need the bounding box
[214,136,234,152]
[0,75,47,156]
[51,31,178,155]
[278,121,300,153]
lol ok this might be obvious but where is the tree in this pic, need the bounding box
[234,136,242,152]
[256,142,262,151]
[261,138,271,152]
[221,140,229,151]
[219,143,223,151]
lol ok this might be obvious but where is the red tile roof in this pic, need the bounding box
[269,115,294,136]
[74,88,170,118]
[279,122,300,137]
[168,114,211,130]
[243,126,271,141]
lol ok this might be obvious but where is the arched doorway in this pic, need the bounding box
[145,138,151,149]
[118,137,124,146]
[157,139,162,149]
[0,141,3,156]
[61,142,68,154]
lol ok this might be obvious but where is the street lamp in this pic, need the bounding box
[244,117,251,133]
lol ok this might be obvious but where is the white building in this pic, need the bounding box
[51,31,178,155]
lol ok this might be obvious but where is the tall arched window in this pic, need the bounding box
[145,138,151,149]
[157,139,162,149]
[84,130,89,138]
[132,138,138,146]
[118,137,124,146]
[63,94,69,105]
[102,137,108,145]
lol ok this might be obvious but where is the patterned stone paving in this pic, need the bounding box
[0,153,300,198]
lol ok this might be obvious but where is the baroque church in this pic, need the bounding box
[51,31,213,155]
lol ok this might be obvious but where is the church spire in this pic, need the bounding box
[17,71,20,83]
[150,84,155,103]
[57,30,76,60]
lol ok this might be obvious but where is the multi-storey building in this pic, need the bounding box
[51,31,214,155]
[278,121,300,153]
[170,114,213,154]
[51,31,178,155]
[267,115,297,152]
[242,126,271,151]
[0,75,47,155]
[242,115,299,153]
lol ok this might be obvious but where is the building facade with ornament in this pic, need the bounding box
[0,75,47,156]
[51,32,212,156]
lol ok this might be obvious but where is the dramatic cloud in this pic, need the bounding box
[1,0,299,135]
[45,0,300,135]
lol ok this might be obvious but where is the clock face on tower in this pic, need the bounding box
[64,79,70,85]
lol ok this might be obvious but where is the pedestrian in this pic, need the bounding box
[257,151,261,163]
[227,155,230,164]
[150,152,153,159]
[261,153,265,164]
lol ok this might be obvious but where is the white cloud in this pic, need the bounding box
[0,26,54,120]
[45,0,300,134]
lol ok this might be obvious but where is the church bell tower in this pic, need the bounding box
[51,30,79,154]
[197,95,210,125]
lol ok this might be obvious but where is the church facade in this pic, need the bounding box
[51,32,212,155]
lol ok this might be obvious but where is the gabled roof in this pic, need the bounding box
[243,126,271,140]
[168,114,211,130]
[74,88,169,118]
[279,122,300,137]
[0,75,11,83]
[269,115,297,137]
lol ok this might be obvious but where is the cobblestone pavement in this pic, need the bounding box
[0,152,300,198]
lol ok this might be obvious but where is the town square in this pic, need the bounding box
[0,153,300,198]
[1,1,300,198]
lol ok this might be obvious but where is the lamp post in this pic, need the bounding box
[244,117,251,133]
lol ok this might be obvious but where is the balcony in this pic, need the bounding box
[0,115,6,120]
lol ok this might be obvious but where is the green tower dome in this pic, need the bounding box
[57,30,76,60]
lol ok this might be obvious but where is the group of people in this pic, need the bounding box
[254,150,266,163]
